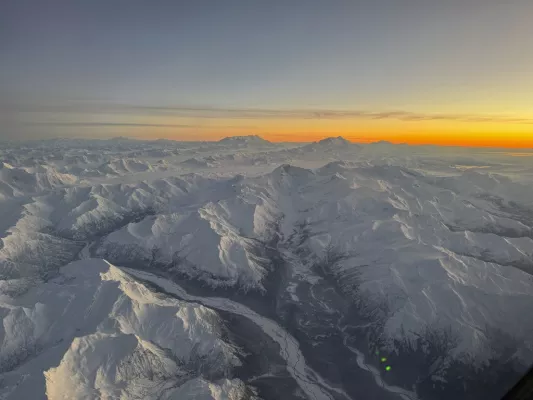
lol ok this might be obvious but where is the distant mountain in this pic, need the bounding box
[218,135,271,146]
[316,136,352,146]
[300,136,360,152]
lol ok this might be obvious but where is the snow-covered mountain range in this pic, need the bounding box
[1,135,532,400]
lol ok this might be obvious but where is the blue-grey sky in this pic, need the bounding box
[1,0,532,145]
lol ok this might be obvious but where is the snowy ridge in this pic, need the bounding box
[0,162,77,196]
[253,162,533,354]
[299,136,361,153]
[316,136,352,146]
[217,135,271,147]
[96,203,270,289]
[0,259,248,400]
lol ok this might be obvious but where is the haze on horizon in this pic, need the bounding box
[1,0,532,148]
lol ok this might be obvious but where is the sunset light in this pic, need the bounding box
[2,2,533,400]
[2,1,532,147]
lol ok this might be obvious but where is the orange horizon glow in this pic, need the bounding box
[41,106,532,149]
[131,129,533,148]
[128,116,533,149]
[264,135,533,148]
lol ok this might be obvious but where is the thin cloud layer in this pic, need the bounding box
[6,102,533,125]
[27,122,198,128]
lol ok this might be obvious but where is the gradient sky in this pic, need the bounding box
[1,0,532,146]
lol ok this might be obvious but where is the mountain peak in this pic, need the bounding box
[317,136,352,145]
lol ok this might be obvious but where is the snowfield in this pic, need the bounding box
[0,135,532,400]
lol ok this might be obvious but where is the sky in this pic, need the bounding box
[1,0,532,147]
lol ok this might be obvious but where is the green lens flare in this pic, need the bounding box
[385,366,392,371]
[380,357,387,362]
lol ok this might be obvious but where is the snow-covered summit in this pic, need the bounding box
[218,135,271,146]
[299,136,360,153]
[316,136,352,146]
